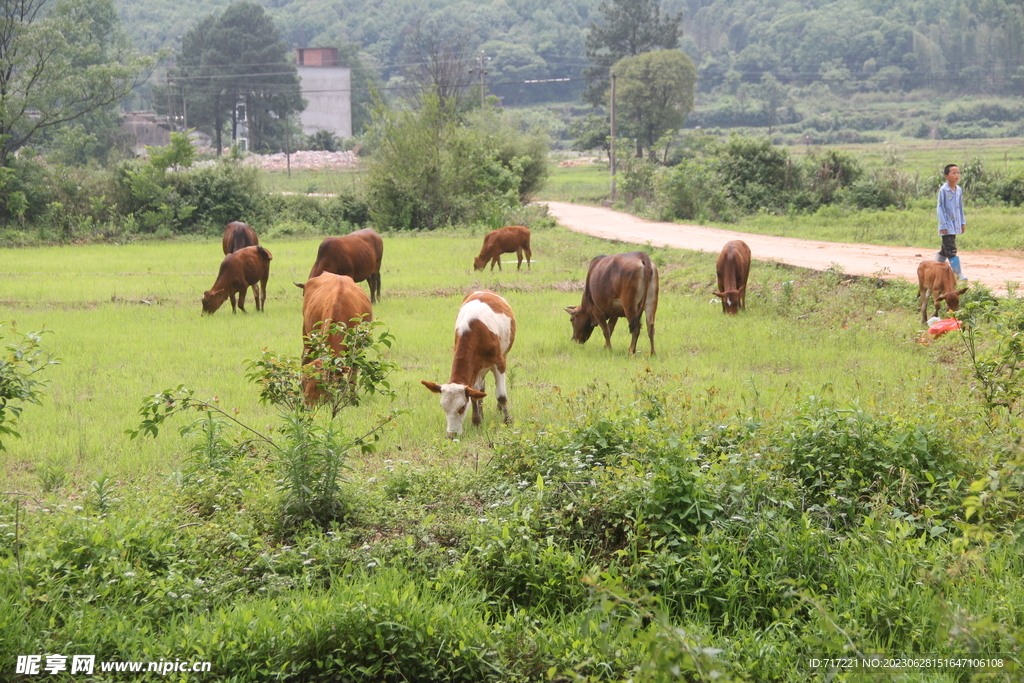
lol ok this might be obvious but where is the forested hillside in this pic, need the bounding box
[118,0,1024,108]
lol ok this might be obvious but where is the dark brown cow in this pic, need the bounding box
[222,221,258,254]
[422,290,515,437]
[296,273,373,404]
[308,228,384,303]
[473,225,532,272]
[713,240,751,315]
[565,251,659,355]
[201,246,272,314]
[918,261,968,324]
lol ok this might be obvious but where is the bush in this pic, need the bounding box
[655,158,734,222]
[712,135,800,213]
[777,399,970,528]
[366,93,548,231]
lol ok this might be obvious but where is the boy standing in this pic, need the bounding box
[936,163,967,280]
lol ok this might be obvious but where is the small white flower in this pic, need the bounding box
[124,571,136,578]
[167,591,178,598]
[367,561,378,569]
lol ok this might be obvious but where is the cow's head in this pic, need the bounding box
[472,255,488,271]
[713,285,745,315]
[201,289,227,314]
[421,380,486,438]
[938,286,969,314]
[564,305,596,344]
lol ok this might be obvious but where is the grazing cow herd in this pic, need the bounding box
[198,221,967,436]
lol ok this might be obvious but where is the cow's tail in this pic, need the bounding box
[257,245,273,261]
[632,252,655,333]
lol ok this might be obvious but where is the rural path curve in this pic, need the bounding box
[545,201,1022,296]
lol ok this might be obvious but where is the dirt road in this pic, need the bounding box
[545,201,1022,296]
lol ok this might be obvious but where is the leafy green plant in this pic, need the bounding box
[0,323,58,450]
[957,298,1024,416]
[86,474,120,514]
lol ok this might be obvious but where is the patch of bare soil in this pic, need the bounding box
[544,201,1022,296]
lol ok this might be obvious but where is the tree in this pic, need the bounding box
[614,50,696,158]
[583,0,683,107]
[400,20,476,111]
[0,0,153,167]
[173,2,303,154]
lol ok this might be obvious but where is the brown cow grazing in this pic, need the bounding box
[201,246,272,314]
[422,291,515,438]
[222,221,258,254]
[918,260,968,324]
[713,240,751,315]
[565,251,659,355]
[473,225,532,272]
[308,228,384,303]
[295,273,373,404]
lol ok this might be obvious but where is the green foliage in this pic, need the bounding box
[654,157,734,222]
[172,1,302,154]
[0,324,58,450]
[957,298,1024,416]
[246,319,398,418]
[777,399,969,528]
[145,131,195,172]
[366,93,548,230]
[712,135,800,213]
[0,0,154,167]
[613,49,696,158]
[304,129,339,152]
[583,0,683,107]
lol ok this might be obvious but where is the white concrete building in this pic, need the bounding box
[296,48,352,141]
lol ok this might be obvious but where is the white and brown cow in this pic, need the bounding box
[565,251,659,355]
[917,260,968,324]
[713,240,751,315]
[421,290,516,438]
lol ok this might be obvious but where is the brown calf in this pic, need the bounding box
[421,291,516,437]
[296,273,373,404]
[202,245,272,314]
[308,228,384,303]
[222,221,258,254]
[565,251,659,355]
[713,240,751,315]
[918,260,968,324]
[473,225,532,272]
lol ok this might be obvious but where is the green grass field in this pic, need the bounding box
[4,225,1023,681]
[2,225,949,491]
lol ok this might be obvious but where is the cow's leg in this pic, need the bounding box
[919,287,928,324]
[471,376,486,426]
[524,245,532,269]
[600,316,617,349]
[369,273,380,304]
[627,314,643,355]
[515,248,523,270]
[229,292,238,313]
[493,364,511,424]
[237,287,247,313]
[260,277,268,311]
[496,255,502,271]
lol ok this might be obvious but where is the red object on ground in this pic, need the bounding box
[928,318,961,336]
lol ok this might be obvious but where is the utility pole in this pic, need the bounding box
[470,51,489,107]
[610,70,617,203]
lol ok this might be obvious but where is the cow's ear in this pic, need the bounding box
[421,381,443,394]
[564,305,579,315]
[957,287,969,295]
[209,289,223,296]
[294,282,306,290]
[465,387,487,400]
[738,284,747,294]
[712,291,725,299]
[937,294,947,302]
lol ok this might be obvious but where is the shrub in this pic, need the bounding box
[654,158,734,222]
[366,93,548,231]
[0,324,58,450]
[777,399,969,528]
[712,135,800,212]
